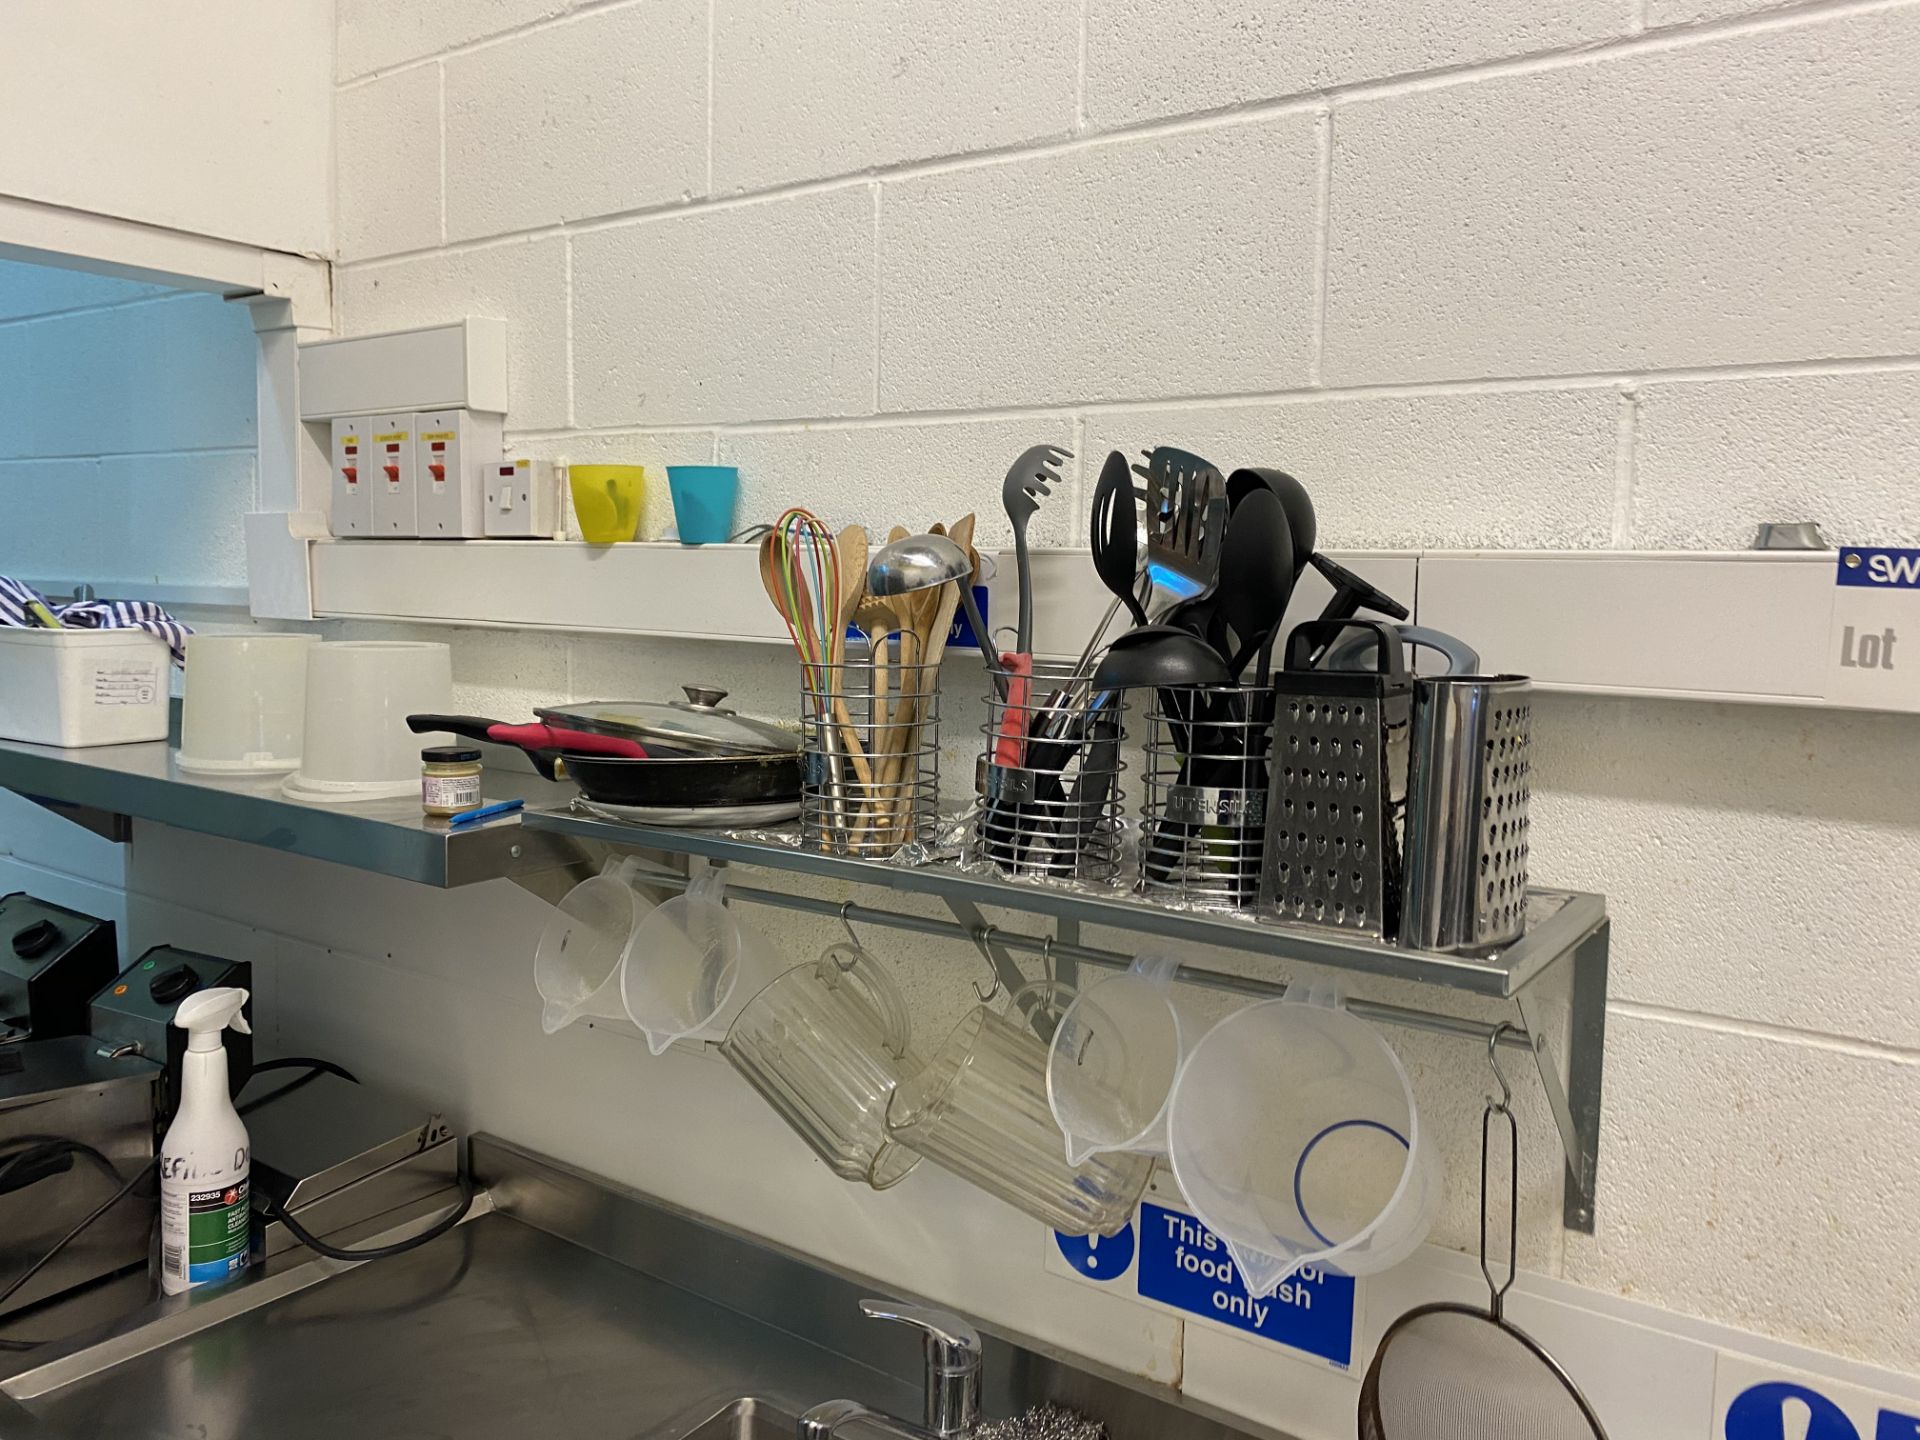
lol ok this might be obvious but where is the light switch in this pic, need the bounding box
[414,409,502,539]
[329,416,373,537]
[485,458,560,538]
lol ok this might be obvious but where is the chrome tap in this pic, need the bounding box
[797,1298,983,1440]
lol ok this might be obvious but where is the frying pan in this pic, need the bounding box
[408,714,803,807]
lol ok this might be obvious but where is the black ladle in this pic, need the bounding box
[1090,625,1231,691]
[1219,486,1296,682]
[1228,467,1316,581]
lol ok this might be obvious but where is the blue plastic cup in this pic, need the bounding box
[665,465,741,546]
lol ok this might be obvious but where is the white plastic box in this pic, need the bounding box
[0,630,172,747]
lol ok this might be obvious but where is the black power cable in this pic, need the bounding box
[0,1054,467,1322]
[0,1159,155,1312]
[257,1168,477,1262]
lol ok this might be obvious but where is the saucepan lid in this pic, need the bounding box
[538,687,801,757]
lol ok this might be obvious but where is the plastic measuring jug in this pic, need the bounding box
[533,856,655,1034]
[1045,952,1209,1166]
[723,939,922,1188]
[620,860,778,1054]
[1166,983,1440,1298]
[888,987,1151,1237]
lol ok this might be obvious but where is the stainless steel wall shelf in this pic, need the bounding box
[0,735,580,889]
[522,808,1610,1233]
[0,729,1608,1232]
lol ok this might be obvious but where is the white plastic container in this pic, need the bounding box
[1045,952,1210,1166]
[282,641,453,802]
[0,629,171,747]
[1166,984,1441,1299]
[176,633,318,774]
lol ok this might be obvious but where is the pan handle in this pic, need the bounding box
[408,713,503,742]
[407,713,565,783]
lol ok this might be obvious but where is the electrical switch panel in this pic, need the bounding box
[329,416,373,537]
[413,409,503,539]
[370,413,418,537]
[484,458,561,538]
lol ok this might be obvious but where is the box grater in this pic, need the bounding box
[1258,621,1412,939]
[1400,675,1533,954]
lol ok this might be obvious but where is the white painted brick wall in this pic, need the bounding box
[1633,371,1920,548]
[0,260,257,590]
[335,0,567,82]
[443,1,708,242]
[1323,11,1920,382]
[712,0,1079,193]
[336,70,443,261]
[1083,0,1630,128]
[879,117,1320,411]
[571,186,877,425]
[0,2,1878,1425]
[1082,390,1623,548]
[716,417,1081,549]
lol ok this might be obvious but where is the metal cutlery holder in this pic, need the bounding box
[975,660,1126,881]
[1400,675,1533,954]
[1140,684,1274,908]
[1258,620,1412,938]
[800,651,940,858]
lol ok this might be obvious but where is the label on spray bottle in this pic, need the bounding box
[160,1161,250,1290]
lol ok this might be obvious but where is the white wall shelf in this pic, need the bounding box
[296,536,1918,715]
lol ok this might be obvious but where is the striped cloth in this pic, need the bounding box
[0,576,192,666]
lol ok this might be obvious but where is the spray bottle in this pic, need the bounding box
[159,987,252,1295]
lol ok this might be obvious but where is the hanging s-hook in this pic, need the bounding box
[1487,1021,1517,1113]
[838,900,864,952]
[970,927,1004,1003]
[1481,1021,1521,1319]
[1039,934,1056,988]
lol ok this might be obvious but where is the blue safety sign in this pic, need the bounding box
[1052,1200,1360,1370]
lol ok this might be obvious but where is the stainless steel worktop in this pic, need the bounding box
[22,1214,909,1440]
[0,1139,1274,1440]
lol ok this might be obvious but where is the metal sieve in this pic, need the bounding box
[1358,1026,1610,1440]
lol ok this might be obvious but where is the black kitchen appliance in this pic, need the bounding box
[0,892,119,1042]
[90,946,254,1127]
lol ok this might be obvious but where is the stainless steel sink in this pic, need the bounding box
[655,1397,799,1440]
[2,1139,1276,1440]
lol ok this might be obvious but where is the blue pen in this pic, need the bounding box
[446,798,526,828]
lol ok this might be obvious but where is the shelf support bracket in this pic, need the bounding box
[1051,917,1081,993]
[1514,918,1608,1234]
[25,795,132,844]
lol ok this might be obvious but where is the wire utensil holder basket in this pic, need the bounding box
[975,660,1126,881]
[800,649,939,858]
[1140,684,1275,908]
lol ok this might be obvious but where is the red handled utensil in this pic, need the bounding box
[411,715,648,759]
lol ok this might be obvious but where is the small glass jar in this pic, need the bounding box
[421,746,484,817]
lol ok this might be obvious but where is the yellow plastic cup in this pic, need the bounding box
[569,465,645,543]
